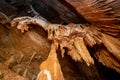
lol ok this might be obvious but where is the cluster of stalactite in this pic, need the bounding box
[10,15,120,79]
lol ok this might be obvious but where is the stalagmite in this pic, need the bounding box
[37,40,64,80]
